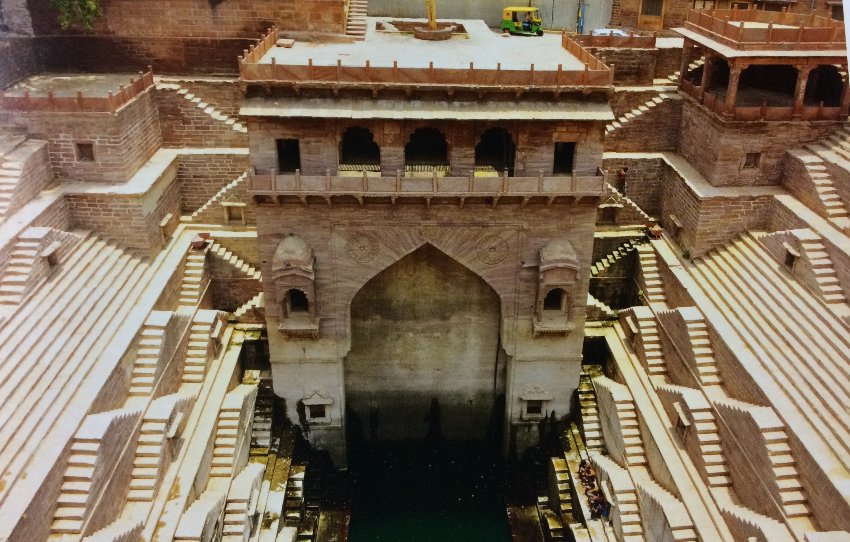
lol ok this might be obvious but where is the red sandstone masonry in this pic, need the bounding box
[177,153,250,213]
[29,0,345,37]
[0,90,162,184]
[678,100,842,187]
[606,97,682,153]
[156,89,248,149]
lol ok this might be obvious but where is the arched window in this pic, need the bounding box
[805,65,844,107]
[404,127,449,167]
[474,127,516,175]
[339,126,381,166]
[543,288,565,311]
[286,289,309,313]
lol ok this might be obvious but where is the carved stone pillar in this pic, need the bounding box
[792,65,813,118]
[699,55,713,99]
[724,63,743,116]
[678,39,691,89]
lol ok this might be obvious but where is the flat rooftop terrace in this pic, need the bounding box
[261,19,585,71]
[3,73,141,97]
[1,71,155,113]
[243,20,612,89]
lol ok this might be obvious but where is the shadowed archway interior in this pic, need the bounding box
[344,243,504,443]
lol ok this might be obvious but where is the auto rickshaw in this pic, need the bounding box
[501,7,544,36]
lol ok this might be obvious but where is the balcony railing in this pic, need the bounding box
[249,169,609,200]
[683,8,845,51]
[238,26,613,89]
[681,79,847,121]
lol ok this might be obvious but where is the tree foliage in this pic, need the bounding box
[50,0,102,29]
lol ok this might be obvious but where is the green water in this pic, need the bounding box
[347,443,512,542]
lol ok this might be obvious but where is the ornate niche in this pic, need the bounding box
[533,238,579,337]
[272,234,319,338]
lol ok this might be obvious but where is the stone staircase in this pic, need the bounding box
[0,234,151,502]
[586,292,618,321]
[795,234,847,304]
[284,465,307,525]
[591,240,639,277]
[589,453,645,542]
[655,57,705,85]
[654,383,731,487]
[182,310,219,384]
[716,498,795,542]
[209,241,262,280]
[633,477,698,542]
[629,307,666,377]
[81,519,143,542]
[210,384,258,478]
[251,377,274,450]
[0,135,25,219]
[636,243,667,306]
[788,148,850,230]
[174,490,228,541]
[51,408,142,535]
[593,376,647,468]
[680,309,723,386]
[345,0,368,39]
[712,397,812,519]
[128,393,197,502]
[222,462,265,541]
[606,93,680,135]
[178,243,210,306]
[233,291,265,321]
[604,184,653,224]
[688,232,850,469]
[156,83,247,133]
[128,312,171,397]
[189,170,249,223]
[577,371,604,452]
[0,227,77,306]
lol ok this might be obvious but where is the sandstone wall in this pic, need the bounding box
[0,36,39,88]
[0,90,162,183]
[156,88,248,149]
[679,100,841,187]
[177,152,250,213]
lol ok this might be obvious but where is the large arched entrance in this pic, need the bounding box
[344,244,510,542]
[344,244,504,443]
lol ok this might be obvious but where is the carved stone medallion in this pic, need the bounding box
[477,235,509,265]
[346,232,379,264]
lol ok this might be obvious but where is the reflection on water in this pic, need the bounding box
[347,442,512,542]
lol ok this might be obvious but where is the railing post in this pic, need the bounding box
[337,59,342,80]
[325,168,331,191]
[468,171,474,192]
[396,169,402,191]
[570,172,576,192]
[502,169,508,192]
[362,169,368,191]
[295,168,301,191]
[432,170,437,192]
[538,171,544,192]
[309,58,314,79]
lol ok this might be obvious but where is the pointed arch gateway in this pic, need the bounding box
[344,244,505,444]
